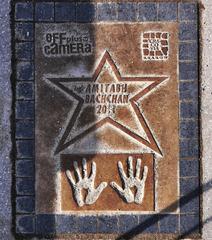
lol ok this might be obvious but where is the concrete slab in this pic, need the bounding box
[0,0,12,238]
[201,1,212,239]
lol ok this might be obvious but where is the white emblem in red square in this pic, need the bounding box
[142,31,169,61]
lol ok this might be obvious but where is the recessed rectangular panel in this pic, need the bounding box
[35,22,179,214]
[61,154,154,211]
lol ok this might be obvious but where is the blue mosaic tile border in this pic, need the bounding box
[14,1,200,237]
[14,0,36,237]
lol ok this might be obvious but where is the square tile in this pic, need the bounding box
[98,215,118,233]
[16,120,34,139]
[138,3,157,22]
[16,82,34,100]
[159,215,179,233]
[76,3,96,23]
[117,3,137,21]
[119,215,139,233]
[97,3,117,21]
[16,215,35,234]
[179,22,198,41]
[15,3,33,21]
[55,3,76,22]
[16,160,34,177]
[56,215,78,233]
[179,42,198,61]
[180,195,199,214]
[16,196,35,213]
[179,62,198,80]
[16,62,34,81]
[180,215,200,235]
[180,81,198,100]
[138,215,159,233]
[180,177,199,196]
[36,214,56,234]
[16,101,34,119]
[78,216,97,233]
[180,101,198,119]
[16,140,34,159]
[180,160,199,177]
[179,3,198,21]
[16,177,35,195]
[180,120,198,139]
[35,2,54,22]
[15,23,34,41]
[16,42,33,61]
[180,139,199,158]
[158,3,177,21]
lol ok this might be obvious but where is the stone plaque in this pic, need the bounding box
[14,1,200,238]
[35,22,179,213]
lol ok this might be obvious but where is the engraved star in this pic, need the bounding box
[47,51,169,156]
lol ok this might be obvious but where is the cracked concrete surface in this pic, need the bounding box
[202,1,212,239]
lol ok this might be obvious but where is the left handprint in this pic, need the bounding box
[66,158,107,207]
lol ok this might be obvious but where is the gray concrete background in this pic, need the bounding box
[202,1,212,239]
[0,0,211,239]
[0,0,12,239]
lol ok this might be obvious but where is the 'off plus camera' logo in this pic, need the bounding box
[43,31,93,57]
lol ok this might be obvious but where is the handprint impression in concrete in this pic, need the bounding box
[66,156,148,206]
[66,159,107,207]
[110,156,148,204]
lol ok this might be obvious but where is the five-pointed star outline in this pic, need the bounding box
[47,51,169,156]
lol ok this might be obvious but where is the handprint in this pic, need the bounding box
[66,159,107,207]
[110,156,148,204]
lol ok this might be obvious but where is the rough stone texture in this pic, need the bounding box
[202,1,212,239]
[0,0,12,239]
[35,22,179,214]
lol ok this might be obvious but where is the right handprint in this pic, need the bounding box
[110,156,148,204]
